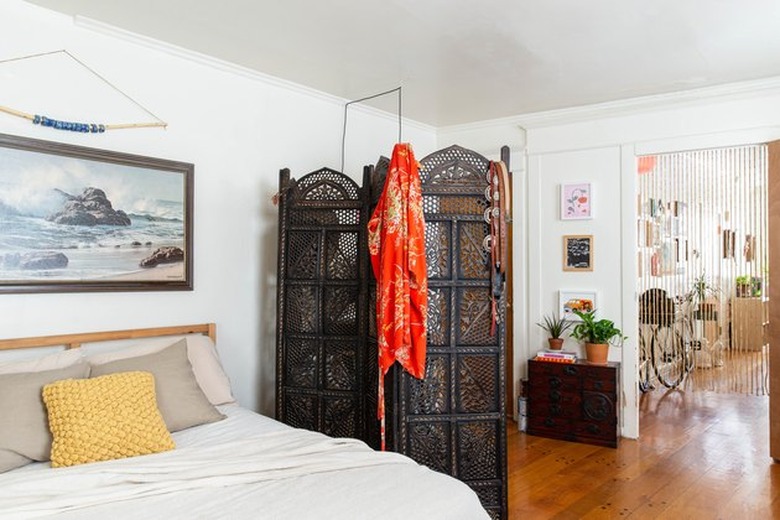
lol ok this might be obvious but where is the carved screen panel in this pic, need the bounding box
[276,167,374,444]
[387,145,508,520]
[277,148,508,517]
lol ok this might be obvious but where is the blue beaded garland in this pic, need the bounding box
[29,114,108,133]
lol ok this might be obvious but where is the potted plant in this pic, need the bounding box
[684,272,720,320]
[751,276,762,297]
[735,275,751,298]
[685,273,719,305]
[536,312,573,350]
[570,309,626,364]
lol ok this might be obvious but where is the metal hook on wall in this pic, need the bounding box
[340,86,402,173]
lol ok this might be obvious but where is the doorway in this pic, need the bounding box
[636,145,769,396]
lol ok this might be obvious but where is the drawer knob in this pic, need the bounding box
[563,366,578,376]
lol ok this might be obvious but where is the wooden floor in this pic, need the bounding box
[508,389,780,519]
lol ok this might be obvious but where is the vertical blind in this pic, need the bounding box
[637,145,768,395]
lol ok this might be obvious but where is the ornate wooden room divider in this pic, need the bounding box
[275,167,376,444]
[277,145,508,519]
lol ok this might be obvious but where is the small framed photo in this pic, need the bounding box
[559,290,597,321]
[563,235,593,271]
[560,182,592,220]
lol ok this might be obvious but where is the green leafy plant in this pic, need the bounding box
[685,272,720,305]
[735,274,762,297]
[570,309,626,345]
[684,272,721,320]
[536,313,573,339]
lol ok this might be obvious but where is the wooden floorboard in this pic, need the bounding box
[508,389,779,519]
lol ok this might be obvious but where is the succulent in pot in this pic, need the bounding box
[536,312,573,350]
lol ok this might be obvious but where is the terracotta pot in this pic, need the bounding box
[547,338,564,350]
[585,342,609,364]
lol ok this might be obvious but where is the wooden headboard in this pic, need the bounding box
[0,323,216,351]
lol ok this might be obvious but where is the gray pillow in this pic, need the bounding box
[90,339,224,432]
[0,362,90,473]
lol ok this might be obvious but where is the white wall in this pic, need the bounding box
[439,79,780,439]
[8,0,780,439]
[0,1,436,415]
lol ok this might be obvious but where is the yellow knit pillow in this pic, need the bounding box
[43,371,175,468]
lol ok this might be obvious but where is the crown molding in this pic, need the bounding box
[72,16,434,134]
[439,76,780,134]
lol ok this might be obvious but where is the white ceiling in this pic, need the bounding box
[24,0,780,127]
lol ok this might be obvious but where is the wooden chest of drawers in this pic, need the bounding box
[526,359,619,448]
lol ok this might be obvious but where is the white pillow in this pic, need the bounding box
[85,335,235,406]
[0,348,84,375]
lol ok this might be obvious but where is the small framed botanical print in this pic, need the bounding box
[561,182,592,220]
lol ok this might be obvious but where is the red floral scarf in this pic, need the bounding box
[368,143,428,450]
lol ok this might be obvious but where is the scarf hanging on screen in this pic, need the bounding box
[368,143,428,451]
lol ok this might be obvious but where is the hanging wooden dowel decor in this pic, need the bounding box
[0,50,167,132]
[0,105,167,132]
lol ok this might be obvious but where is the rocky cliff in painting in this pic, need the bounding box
[47,187,131,226]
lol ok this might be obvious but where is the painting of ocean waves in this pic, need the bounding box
[0,139,190,287]
[0,206,183,280]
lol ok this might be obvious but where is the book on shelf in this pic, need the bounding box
[538,350,577,358]
[535,351,577,363]
[535,356,576,364]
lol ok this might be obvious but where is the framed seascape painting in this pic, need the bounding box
[0,133,193,293]
[560,182,592,220]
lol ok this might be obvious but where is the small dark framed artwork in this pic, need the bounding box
[563,234,593,272]
[0,133,194,293]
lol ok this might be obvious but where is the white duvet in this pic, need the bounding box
[0,406,490,519]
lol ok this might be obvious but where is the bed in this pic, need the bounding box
[0,324,489,520]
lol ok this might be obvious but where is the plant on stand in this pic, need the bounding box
[685,272,719,307]
[536,313,573,350]
[570,309,626,364]
[735,275,749,298]
[683,272,721,359]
